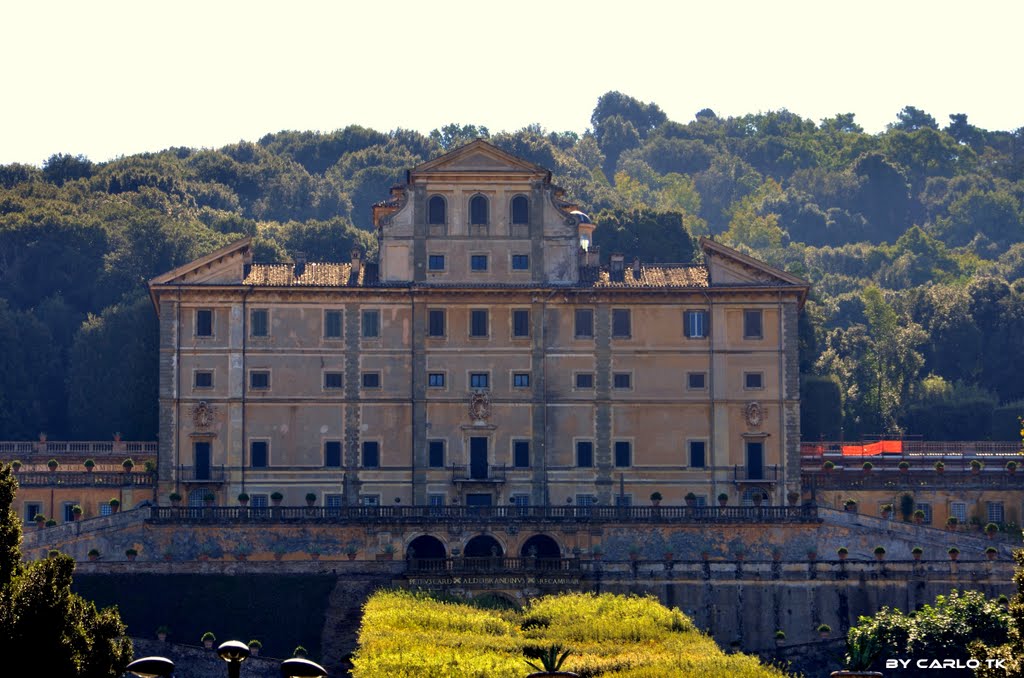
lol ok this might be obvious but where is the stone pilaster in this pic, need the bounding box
[343,302,362,504]
[594,305,613,503]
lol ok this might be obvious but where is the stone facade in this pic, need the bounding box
[147,140,809,518]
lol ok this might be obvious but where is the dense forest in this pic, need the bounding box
[1,92,1022,442]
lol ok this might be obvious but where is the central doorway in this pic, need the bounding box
[469,437,488,479]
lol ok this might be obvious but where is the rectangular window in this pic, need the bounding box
[511,254,530,270]
[513,372,530,388]
[24,502,42,523]
[576,441,594,468]
[324,310,343,338]
[250,494,268,508]
[470,254,488,271]
[324,372,343,389]
[744,372,764,389]
[362,310,380,338]
[63,503,77,523]
[512,309,530,337]
[684,310,708,338]
[194,371,213,389]
[428,309,446,337]
[428,254,446,271]
[987,501,1004,524]
[615,495,633,507]
[250,309,269,337]
[575,373,594,389]
[250,370,270,390]
[744,309,763,339]
[614,441,632,468]
[916,502,933,524]
[613,372,632,389]
[362,372,381,389]
[428,494,446,507]
[324,441,342,467]
[576,494,595,507]
[428,440,445,468]
[470,372,490,389]
[689,441,707,468]
[950,502,967,524]
[687,372,706,390]
[196,309,213,337]
[574,309,594,338]
[325,494,343,509]
[513,441,530,468]
[99,503,112,516]
[360,495,380,507]
[470,309,488,337]
[512,494,530,508]
[612,309,632,338]
[251,441,268,468]
[428,372,446,388]
[362,441,380,468]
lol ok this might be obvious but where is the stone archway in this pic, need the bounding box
[519,534,562,570]
[407,534,447,572]
[463,534,504,570]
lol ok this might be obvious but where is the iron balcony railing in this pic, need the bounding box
[177,465,227,483]
[451,464,508,482]
[148,504,819,524]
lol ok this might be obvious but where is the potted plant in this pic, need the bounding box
[379,543,396,561]
[162,548,174,562]
[1007,461,1018,474]
[837,546,849,561]
[272,544,288,561]
[88,548,100,561]
[752,492,764,507]
[270,491,284,506]
[684,492,697,507]
[345,543,358,561]
[844,499,857,512]
[807,549,818,561]
[880,504,893,519]
[248,639,262,656]
[823,460,835,473]
[143,460,157,474]
[201,631,216,649]
[948,547,960,561]
[717,492,728,507]
[774,630,786,647]
[84,458,96,472]
[862,461,873,473]
[108,498,120,513]
[232,544,251,561]
[33,513,46,529]
[71,505,83,520]
[817,623,831,638]
[986,546,998,561]
[121,458,134,472]
[125,548,138,561]
[913,509,925,525]
[202,492,215,506]
[157,625,170,642]
[986,522,1000,538]
[649,491,662,507]
[970,459,983,474]
[45,519,57,527]
[873,546,886,561]
[525,643,576,677]
[911,546,923,561]
[305,492,317,507]
[237,492,250,506]
[934,461,945,474]
[11,460,22,472]
[946,516,959,530]
[898,461,910,473]
[664,549,675,561]
[169,492,182,507]
[838,632,883,677]
[293,645,308,658]
[47,459,59,472]
[787,490,800,506]
[308,545,322,560]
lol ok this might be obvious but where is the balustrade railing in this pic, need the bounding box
[804,470,1024,490]
[12,471,155,487]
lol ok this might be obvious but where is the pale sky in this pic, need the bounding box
[2,0,1021,166]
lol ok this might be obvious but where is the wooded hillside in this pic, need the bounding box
[1,93,1022,441]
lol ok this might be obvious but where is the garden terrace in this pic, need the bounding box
[146,504,819,524]
[803,469,1024,491]
[12,470,155,487]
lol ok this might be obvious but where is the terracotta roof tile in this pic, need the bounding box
[592,265,708,288]
[243,263,362,287]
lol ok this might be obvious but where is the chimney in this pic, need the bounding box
[293,252,306,278]
[610,253,625,282]
[632,257,641,280]
[351,247,362,277]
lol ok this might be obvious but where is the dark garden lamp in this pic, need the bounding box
[126,656,175,678]
[218,640,250,678]
[281,657,329,677]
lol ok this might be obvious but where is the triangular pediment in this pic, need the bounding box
[412,139,550,176]
[700,237,809,295]
[149,237,252,286]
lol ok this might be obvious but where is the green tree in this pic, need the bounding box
[591,208,698,263]
[0,464,133,675]
[861,286,925,432]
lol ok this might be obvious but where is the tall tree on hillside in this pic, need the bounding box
[861,287,926,432]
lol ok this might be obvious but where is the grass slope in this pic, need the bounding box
[352,590,790,677]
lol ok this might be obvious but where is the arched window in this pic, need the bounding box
[470,195,489,225]
[511,195,529,225]
[428,195,446,225]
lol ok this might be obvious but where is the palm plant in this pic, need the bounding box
[525,644,572,673]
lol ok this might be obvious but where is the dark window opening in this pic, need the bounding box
[511,195,529,224]
[196,309,213,337]
[428,440,445,468]
[614,441,631,468]
[251,441,268,468]
[576,441,594,468]
[512,309,530,337]
[470,195,488,225]
[513,441,530,468]
[428,309,446,337]
[428,195,446,224]
[362,441,380,468]
[574,309,593,338]
[324,441,342,467]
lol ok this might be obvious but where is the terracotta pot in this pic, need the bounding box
[949,552,960,561]
[347,552,357,561]
[912,553,922,561]
[987,552,997,561]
